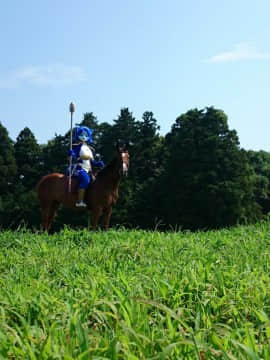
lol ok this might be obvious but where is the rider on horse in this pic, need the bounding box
[68,126,104,207]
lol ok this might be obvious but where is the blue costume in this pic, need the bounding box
[67,126,104,207]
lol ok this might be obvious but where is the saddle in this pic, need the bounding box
[65,174,96,193]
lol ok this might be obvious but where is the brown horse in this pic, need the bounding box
[36,142,129,231]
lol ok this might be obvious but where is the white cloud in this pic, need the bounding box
[0,64,86,88]
[207,43,270,63]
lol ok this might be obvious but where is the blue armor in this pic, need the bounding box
[68,143,104,189]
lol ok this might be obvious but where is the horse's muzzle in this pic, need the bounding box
[120,169,128,177]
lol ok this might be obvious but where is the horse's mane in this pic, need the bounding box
[96,156,118,180]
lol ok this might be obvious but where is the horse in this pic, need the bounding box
[36,142,130,232]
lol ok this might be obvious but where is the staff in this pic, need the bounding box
[68,102,75,192]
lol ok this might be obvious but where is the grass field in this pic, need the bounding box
[0,222,270,359]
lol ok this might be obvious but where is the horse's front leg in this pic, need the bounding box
[91,207,102,230]
[103,207,112,230]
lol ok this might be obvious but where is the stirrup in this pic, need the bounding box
[76,201,87,208]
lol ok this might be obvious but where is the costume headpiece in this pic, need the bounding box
[74,126,93,144]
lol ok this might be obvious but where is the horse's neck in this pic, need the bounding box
[106,157,122,188]
[98,156,122,189]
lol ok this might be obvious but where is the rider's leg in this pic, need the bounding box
[76,170,91,207]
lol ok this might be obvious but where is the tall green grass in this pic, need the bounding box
[0,222,270,359]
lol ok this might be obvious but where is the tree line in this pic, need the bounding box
[1,106,270,231]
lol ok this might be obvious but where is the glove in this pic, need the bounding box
[92,160,104,168]
[68,149,76,157]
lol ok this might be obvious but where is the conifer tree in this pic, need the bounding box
[0,123,17,189]
[105,108,139,226]
[14,127,41,189]
[246,150,270,215]
[0,123,17,228]
[160,107,260,229]
[130,111,166,228]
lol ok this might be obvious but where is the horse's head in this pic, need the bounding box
[121,150,129,176]
[116,141,130,176]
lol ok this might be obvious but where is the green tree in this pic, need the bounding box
[0,123,17,190]
[0,123,17,228]
[135,112,161,178]
[41,134,69,175]
[246,150,270,215]
[102,108,140,227]
[160,107,260,229]
[130,112,166,228]
[14,127,41,189]
[99,108,139,163]
[11,127,42,228]
[113,108,139,142]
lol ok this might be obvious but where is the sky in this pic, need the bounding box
[0,0,270,150]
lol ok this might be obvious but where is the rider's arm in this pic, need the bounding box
[68,149,76,158]
[91,160,105,168]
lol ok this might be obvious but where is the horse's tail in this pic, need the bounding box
[36,175,47,193]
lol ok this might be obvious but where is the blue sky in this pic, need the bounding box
[1,0,270,150]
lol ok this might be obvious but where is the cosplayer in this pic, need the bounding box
[68,126,104,207]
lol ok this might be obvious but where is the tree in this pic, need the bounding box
[14,127,41,189]
[135,112,161,178]
[99,108,138,162]
[130,111,166,228]
[0,123,17,228]
[159,107,260,230]
[113,108,139,141]
[41,134,69,175]
[0,123,17,190]
[246,150,270,215]
[9,128,42,228]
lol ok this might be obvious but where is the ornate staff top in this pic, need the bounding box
[69,102,75,113]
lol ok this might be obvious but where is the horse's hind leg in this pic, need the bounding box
[47,201,59,232]
[40,201,58,232]
[40,204,50,232]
